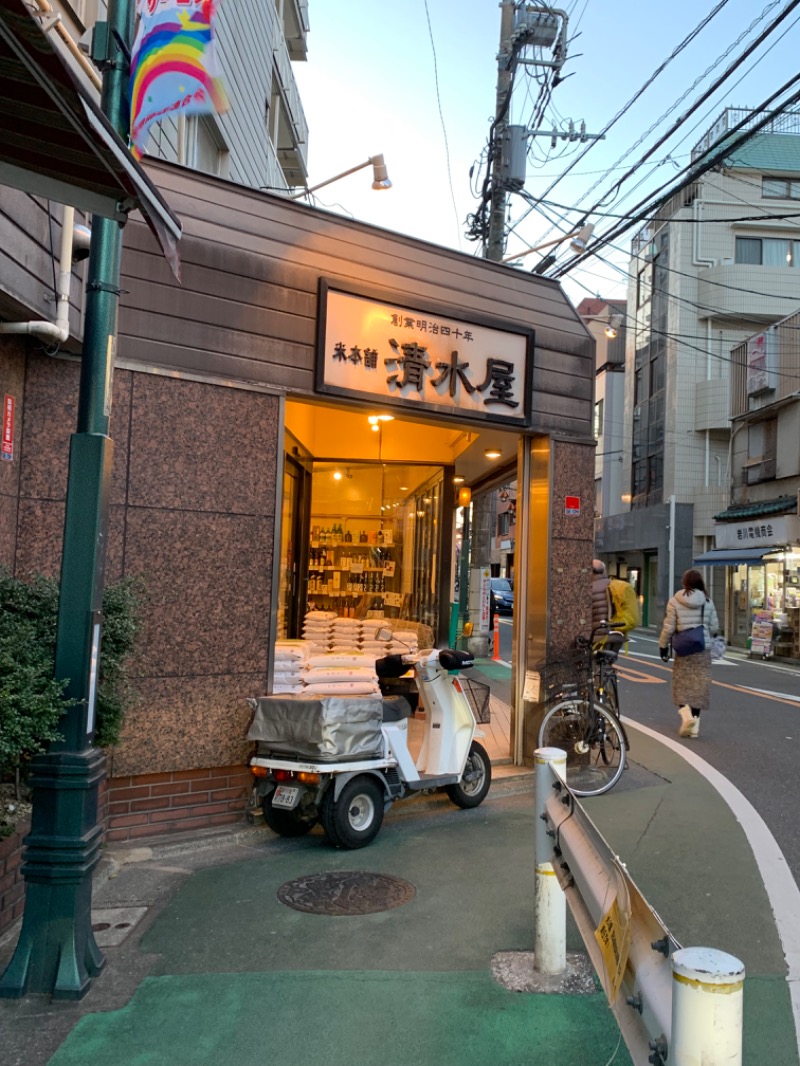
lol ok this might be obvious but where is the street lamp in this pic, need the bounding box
[290,154,392,200]
[501,223,595,266]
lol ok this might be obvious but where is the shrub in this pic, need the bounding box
[0,569,144,776]
[0,572,68,782]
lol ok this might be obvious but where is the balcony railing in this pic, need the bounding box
[691,108,800,162]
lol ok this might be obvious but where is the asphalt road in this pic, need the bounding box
[618,630,800,879]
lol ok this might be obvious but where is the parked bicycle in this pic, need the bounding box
[536,625,629,797]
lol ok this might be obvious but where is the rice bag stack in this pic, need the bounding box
[303,652,381,696]
[330,616,362,654]
[272,639,311,694]
[301,610,336,654]
[389,630,419,655]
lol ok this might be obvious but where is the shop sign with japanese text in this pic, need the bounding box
[714,515,800,550]
[316,283,533,425]
[1,395,14,462]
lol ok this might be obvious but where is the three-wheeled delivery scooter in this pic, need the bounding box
[247,646,492,849]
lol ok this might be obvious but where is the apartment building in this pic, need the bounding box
[576,298,626,533]
[72,0,309,188]
[701,315,800,657]
[594,108,800,631]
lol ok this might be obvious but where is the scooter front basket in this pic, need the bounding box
[459,676,491,724]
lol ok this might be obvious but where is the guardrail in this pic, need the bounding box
[534,748,745,1066]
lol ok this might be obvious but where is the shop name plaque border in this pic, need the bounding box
[315,280,534,426]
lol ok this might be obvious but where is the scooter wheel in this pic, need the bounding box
[320,775,385,849]
[262,795,317,837]
[446,741,492,809]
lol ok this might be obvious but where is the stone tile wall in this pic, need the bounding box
[4,351,281,787]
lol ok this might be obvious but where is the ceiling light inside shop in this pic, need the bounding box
[453,475,465,484]
[333,470,343,481]
[484,448,502,460]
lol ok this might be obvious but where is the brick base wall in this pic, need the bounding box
[0,819,29,938]
[105,765,252,842]
[0,766,251,936]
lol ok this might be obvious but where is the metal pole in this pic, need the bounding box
[485,0,516,261]
[668,493,676,598]
[533,747,567,975]
[0,0,133,1000]
[671,947,745,1065]
[458,504,471,636]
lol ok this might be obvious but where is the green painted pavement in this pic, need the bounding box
[47,970,631,1066]
[473,658,512,679]
[137,805,590,975]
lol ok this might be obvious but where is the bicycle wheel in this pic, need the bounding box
[538,698,626,797]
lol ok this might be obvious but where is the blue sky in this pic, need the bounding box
[293,0,800,307]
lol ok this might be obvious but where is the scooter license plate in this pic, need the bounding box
[272,785,301,809]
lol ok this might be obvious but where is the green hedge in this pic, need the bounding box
[0,569,144,780]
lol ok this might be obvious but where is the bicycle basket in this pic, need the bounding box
[533,649,593,706]
[458,676,491,724]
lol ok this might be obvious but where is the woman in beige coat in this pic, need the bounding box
[659,569,720,739]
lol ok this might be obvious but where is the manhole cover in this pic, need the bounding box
[277,871,416,915]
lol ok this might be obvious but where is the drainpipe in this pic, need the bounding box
[0,205,76,343]
[668,494,676,598]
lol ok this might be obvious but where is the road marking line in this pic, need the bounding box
[751,689,800,704]
[625,656,799,708]
[624,717,800,1059]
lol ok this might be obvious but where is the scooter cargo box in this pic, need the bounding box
[247,695,383,761]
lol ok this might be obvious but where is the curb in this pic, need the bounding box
[99,767,535,872]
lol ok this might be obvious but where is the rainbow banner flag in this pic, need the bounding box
[130,0,228,156]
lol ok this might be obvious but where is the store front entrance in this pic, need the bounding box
[275,398,521,753]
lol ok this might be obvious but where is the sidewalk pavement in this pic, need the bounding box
[1,728,797,1066]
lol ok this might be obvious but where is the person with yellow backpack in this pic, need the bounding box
[591,560,640,643]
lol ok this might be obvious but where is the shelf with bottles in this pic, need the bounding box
[310,521,397,550]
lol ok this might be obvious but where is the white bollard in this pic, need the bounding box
[671,947,745,1066]
[533,747,567,975]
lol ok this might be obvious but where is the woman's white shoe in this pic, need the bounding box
[678,705,694,737]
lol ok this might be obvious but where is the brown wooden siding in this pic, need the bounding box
[0,189,83,337]
[117,161,594,441]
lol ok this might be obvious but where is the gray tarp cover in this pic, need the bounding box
[247,695,384,760]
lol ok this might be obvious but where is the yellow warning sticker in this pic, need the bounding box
[594,897,629,1001]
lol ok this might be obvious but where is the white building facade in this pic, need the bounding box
[595,109,800,632]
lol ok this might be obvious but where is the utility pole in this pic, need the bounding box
[485,0,516,262]
[483,5,603,265]
[0,0,133,1000]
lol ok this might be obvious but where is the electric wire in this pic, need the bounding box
[550,7,800,270]
[551,73,800,278]
[507,0,743,244]
[515,0,799,260]
[422,0,462,251]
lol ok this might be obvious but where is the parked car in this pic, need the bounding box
[490,577,514,615]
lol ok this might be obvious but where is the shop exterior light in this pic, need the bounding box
[291,154,392,201]
[484,448,502,460]
[453,475,465,485]
[458,487,472,507]
[501,223,595,265]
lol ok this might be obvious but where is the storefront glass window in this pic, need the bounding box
[305,462,447,633]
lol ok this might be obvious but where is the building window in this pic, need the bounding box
[497,511,511,537]
[748,418,777,461]
[595,477,602,517]
[594,398,604,439]
[184,115,229,178]
[762,177,800,200]
[735,236,800,267]
[73,0,99,29]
